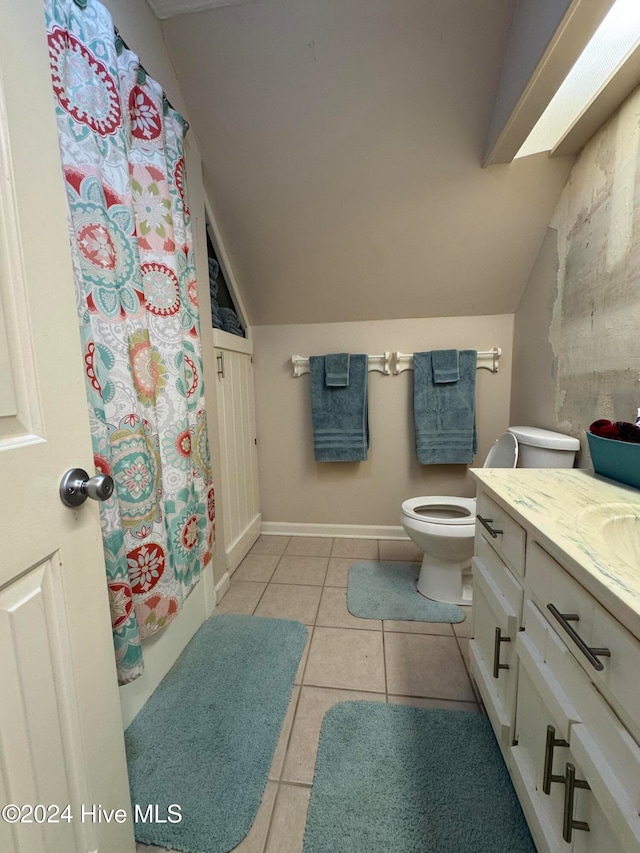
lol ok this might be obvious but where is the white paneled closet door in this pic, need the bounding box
[214,331,260,572]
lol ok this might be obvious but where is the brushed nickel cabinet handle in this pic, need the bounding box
[216,352,225,378]
[547,604,611,671]
[477,514,503,538]
[492,626,510,678]
[542,725,569,795]
[562,762,590,842]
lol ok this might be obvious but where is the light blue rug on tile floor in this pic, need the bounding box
[303,702,535,853]
[347,561,465,623]
[125,614,307,853]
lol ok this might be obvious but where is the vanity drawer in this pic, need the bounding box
[527,539,640,744]
[476,491,525,577]
[475,534,523,616]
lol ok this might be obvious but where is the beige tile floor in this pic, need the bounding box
[137,536,478,853]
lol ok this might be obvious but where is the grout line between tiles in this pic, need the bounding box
[309,624,382,634]
[388,692,480,704]
[381,624,389,702]
[302,679,385,694]
[297,626,314,687]
[274,673,305,783]
[261,782,281,853]
[310,590,322,627]
[453,632,476,701]
[279,779,313,790]
[262,780,313,850]
[250,579,273,616]
[383,625,454,636]
[262,620,315,852]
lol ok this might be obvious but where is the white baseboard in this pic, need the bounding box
[214,571,231,603]
[225,513,261,572]
[260,521,409,540]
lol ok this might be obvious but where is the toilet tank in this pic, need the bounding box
[508,426,580,468]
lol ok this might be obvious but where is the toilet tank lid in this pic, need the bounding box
[507,426,580,451]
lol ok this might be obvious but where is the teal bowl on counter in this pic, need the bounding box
[586,430,640,490]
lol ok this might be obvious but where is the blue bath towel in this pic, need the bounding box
[325,353,350,387]
[413,350,477,464]
[309,354,369,462]
[211,303,223,329]
[431,349,459,383]
[219,306,244,337]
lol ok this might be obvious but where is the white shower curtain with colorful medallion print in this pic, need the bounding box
[45,0,215,683]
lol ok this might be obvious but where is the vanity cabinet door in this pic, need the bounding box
[512,660,625,853]
[469,545,521,754]
[511,602,631,853]
[511,649,574,851]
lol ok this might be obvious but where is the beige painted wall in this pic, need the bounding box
[253,316,514,526]
[511,85,640,467]
[104,0,226,586]
[160,0,574,326]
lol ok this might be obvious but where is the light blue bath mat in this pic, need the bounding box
[125,614,307,853]
[303,702,535,853]
[347,561,465,623]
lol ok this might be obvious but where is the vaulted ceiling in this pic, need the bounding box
[159,0,575,326]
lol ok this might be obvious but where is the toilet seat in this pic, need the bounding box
[484,431,518,468]
[401,496,476,525]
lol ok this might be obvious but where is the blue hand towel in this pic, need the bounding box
[413,350,477,464]
[325,353,350,387]
[431,349,459,383]
[309,354,369,462]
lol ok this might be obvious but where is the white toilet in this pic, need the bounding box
[401,426,580,605]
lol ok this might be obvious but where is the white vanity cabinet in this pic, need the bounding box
[471,472,640,853]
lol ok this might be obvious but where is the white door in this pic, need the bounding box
[0,1,134,851]
[214,337,260,572]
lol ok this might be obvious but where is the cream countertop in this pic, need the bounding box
[470,468,640,641]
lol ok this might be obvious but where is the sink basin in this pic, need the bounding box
[578,503,640,570]
[601,514,640,570]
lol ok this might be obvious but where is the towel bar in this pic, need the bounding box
[291,352,392,377]
[393,348,501,375]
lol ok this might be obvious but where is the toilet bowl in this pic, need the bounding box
[401,427,580,605]
[401,496,476,604]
